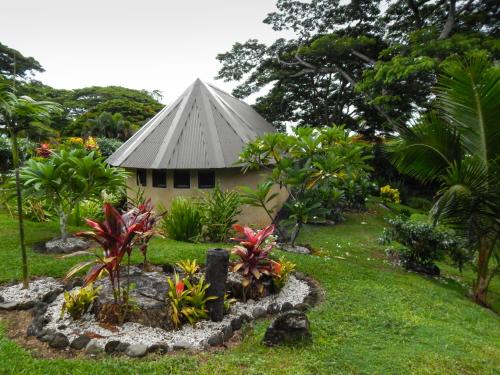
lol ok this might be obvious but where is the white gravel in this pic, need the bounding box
[42,275,310,351]
[0,278,63,307]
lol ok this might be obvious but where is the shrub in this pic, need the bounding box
[60,284,102,320]
[200,184,241,242]
[231,224,276,296]
[96,137,124,158]
[379,216,468,272]
[380,185,401,204]
[166,273,216,328]
[161,197,202,242]
[271,257,296,291]
[176,259,200,278]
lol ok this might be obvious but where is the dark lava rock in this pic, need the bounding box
[252,306,267,319]
[263,310,312,347]
[85,340,103,355]
[0,295,4,303]
[230,317,242,331]
[93,266,172,329]
[49,332,69,349]
[281,302,294,312]
[148,344,169,354]
[70,335,91,350]
[222,325,233,341]
[105,340,121,354]
[161,263,176,273]
[207,332,224,346]
[405,261,440,276]
[32,302,48,317]
[125,343,148,357]
[38,329,56,343]
[240,313,252,323]
[267,303,281,315]
[64,278,83,291]
[43,288,63,303]
[57,324,67,330]
[294,303,310,312]
[116,342,130,353]
[27,316,48,337]
[0,300,33,310]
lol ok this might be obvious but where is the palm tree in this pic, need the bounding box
[0,79,62,288]
[391,54,500,306]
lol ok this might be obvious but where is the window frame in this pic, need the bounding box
[152,169,167,188]
[136,169,147,187]
[173,170,191,189]
[198,170,215,189]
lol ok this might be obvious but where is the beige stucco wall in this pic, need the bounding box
[126,168,288,228]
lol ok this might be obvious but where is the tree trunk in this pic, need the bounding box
[439,0,456,40]
[11,133,29,288]
[59,209,69,242]
[290,222,301,247]
[473,236,492,306]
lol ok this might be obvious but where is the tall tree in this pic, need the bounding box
[216,0,498,137]
[0,42,44,78]
[0,78,62,287]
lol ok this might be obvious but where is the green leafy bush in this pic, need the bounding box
[166,273,216,328]
[60,284,102,320]
[200,184,241,242]
[96,137,124,158]
[407,196,433,211]
[161,197,202,242]
[379,216,469,272]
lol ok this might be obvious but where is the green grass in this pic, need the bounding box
[0,202,499,374]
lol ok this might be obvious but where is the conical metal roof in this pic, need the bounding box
[106,78,276,169]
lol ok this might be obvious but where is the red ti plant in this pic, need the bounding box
[65,203,146,303]
[126,198,164,268]
[35,143,52,158]
[231,224,276,296]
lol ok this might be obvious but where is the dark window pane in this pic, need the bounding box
[152,169,167,188]
[136,169,147,186]
[198,170,215,189]
[174,170,190,188]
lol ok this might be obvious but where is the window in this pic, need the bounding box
[136,169,147,186]
[198,170,215,189]
[152,169,167,188]
[174,170,190,188]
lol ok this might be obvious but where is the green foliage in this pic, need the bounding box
[380,185,401,204]
[407,196,433,211]
[380,215,469,270]
[96,137,123,158]
[200,184,241,242]
[0,41,44,77]
[271,257,296,291]
[176,259,200,278]
[239,126,372,242]
[60,283,102,320]
[161,197,202,242]
[166,273,216,328]
[20,149,128,240]
[390,55,500,305]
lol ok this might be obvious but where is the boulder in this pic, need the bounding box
[148,344,169,354]
[230,317,242,331]
[104,340,121,354]
[263,310,311,347]
[49,333,69,349]
[207,332,224,346]
[252,306,267,319]
[281,302,294,312]
[70,335,91,350]
[85,339,103,355]
[267,303,281,315]
[116,342,130,353]
[222,325,233,341]
[44,237,91,254]
[125,343,148,358]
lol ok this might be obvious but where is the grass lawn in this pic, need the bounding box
[0,200,499,374]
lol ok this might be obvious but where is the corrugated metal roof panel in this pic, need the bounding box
[106,78,276,169]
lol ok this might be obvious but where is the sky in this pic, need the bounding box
[1,0,293,104]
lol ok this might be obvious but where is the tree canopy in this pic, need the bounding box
[216,0,499,137]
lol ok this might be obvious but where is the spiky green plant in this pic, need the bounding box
[390,54,500,306]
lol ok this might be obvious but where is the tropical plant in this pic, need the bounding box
[239,126,372,244]
[231,224,276,297]
[64,203,148,306]
[161,197,202,242]
[271,257,296,291]
[390,54,500,306]
[176,259,200,278]
[166,273,216,328]
[200,184,241,242]
[60,283,102,320]
[20,148,128,241]
[96,137,123,158]
[0,79,62,287]
[283,198,329,246]
[380,185,401,205]
[379,216,468,273]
